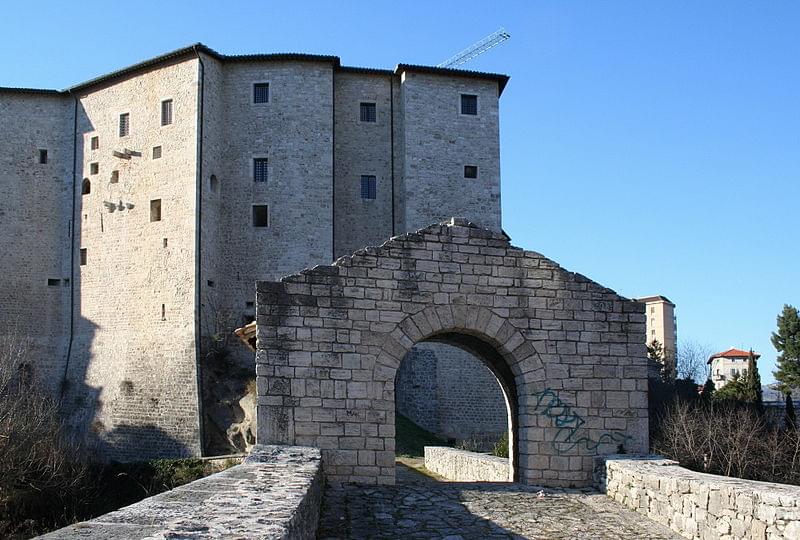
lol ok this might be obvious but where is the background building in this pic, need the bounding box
[708,348,760,388]
[0,43,508,460]
[636,295,677,376]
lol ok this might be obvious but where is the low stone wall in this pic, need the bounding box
[40,445,323,539]
[599,455,800,539]
[424,446,510,482]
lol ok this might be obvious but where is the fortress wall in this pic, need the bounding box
[0,91,73,390]
[333,72,395,259]
[399,73,501,233]
[66,57,202,459]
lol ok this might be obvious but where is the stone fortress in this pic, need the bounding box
[0,43,511,460]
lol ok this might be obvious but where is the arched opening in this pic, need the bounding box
[394,332,518,482]
[81,178,91,195]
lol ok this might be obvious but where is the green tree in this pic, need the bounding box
[700,378,715,402]
[785,393,797,430]
[648,339,673,381]
[714,372,747,402]
[773,305,800,393]
[742,349,763,412]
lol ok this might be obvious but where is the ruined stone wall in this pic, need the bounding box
[66,58,201,460]
[398,74,501,233]
[256,220,648,486]
[395,346,438,434]
[0,91,73,390]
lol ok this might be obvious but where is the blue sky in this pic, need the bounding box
[2,1,797,383]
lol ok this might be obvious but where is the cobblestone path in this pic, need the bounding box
[317,463,679,539]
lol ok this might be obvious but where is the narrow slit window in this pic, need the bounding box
[360,102,376,122]
[252,205,269,227]
[80,248,87,266]
[163,238,168,248]
[460,94,478,115]
[161,304,166,320]
[110,170,119,184]
[254,158,268,182]
[38,149,48,164]
[161,99,173,126]
[209,174,219,193]
[360,175,376,199]
[152,146,162,159]
[464,165,478,179]
[253,83,269,103]
[150,199,162,222]
[91,136,99,150]
[119,113,130,137]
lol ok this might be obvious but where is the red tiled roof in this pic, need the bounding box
[707,348,760,364]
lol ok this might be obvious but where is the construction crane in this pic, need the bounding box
[437,28,511,69]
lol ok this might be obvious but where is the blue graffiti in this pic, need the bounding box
[531,388,631,453]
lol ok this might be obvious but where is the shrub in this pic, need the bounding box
[491,432,509,458]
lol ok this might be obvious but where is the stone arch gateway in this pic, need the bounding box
[255,219,649,486]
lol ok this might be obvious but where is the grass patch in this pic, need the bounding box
[395,413,446,458]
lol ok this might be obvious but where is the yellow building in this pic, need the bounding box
[635,295,677,374]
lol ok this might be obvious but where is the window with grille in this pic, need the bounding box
[161,99,173,126]
[252,205,269,227]
[153,146,162,159]
[119,113,130,136]
[464,165,478,179]
[360,175,376,199]
[91,136,99,150]
[254,158,268,182]
[460,94,478,115]
[253,83,269,103]
[360,102,376,122]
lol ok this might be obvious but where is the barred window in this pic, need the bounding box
[460,94,478,115]
[464,165,478,179]
[253,83,270,104]
[119,113,130,136]
[153,146,162,159]
[161,99,173,126]
[360,102,376,122]
[360,175,376,200]
[254,158,268,182]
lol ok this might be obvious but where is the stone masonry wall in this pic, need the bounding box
[424,446,510,482]
[256,219,648,486]
[66,57,202,460]
[601,456,800,540]
[396,342,508,444]
[42,445,323,540]
[0,91,73,390]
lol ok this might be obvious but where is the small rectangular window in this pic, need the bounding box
[161,99,173,126]
[119,113,130,137]
[163,238,168,248]
[161,303,166,320]
[463,165,478,179]
[110,170,119,184]
[254,158,268,182]
[38,149,48,164]
[150,199,162,222]
[90,162,99,175]
[360,175,376,200]
[460,94,478,115]
[253,83,270,103]
[47,278,60,287]
[80,248,87,266]
[360,102,376,122]
[153,146,162,159]
[245,301,254,308]
[252,205,269,227]
[91,136,99,150]
[207,280,215,288]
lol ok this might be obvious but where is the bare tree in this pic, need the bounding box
[676,340,714,382]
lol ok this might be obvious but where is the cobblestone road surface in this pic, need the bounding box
[317,462,679,539]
